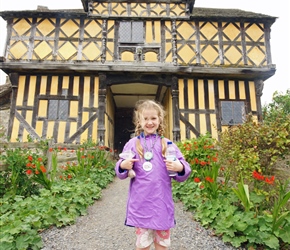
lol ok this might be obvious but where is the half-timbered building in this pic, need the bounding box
[0,0,276,152]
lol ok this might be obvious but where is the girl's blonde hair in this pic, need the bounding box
[133,99,167,158]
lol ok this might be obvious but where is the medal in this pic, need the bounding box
[143,162,153,171]
[144,151,153,161]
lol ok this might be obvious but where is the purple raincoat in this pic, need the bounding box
[115,134,191,230]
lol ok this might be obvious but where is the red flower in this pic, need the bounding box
[28,155,33,161]
[194,158,199,164]
[194,177,201,183]
[212,157,218,162]
[40,165,46,173]
[26,169,33,175]
[26,162,32,167]
[200,161,207,166]
[49,148,53,152]
[265,176,275,185]
[67,174,72,179]
[205,176,214,183]
[252,170,264,181]
[63,147,67,151]
[200,185,204,189]
[37,157,43,162]
[35,170,40,175]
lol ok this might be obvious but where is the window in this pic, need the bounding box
[119,21,144,43]
[48,89,69,120]
[221,101,245,125]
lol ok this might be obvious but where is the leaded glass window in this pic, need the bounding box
[48,89,69,120]
[119,21,144,43]
[221,101,245,125]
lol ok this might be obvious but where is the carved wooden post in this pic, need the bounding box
[98,73,107,145]
[171,76,181,141]
[255,79,264,122]
[171,20,177,66]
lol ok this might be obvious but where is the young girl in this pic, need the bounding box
[115,99,191,250]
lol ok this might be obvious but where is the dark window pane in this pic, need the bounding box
[132,22,143,43]
[221,101,245,125]
[119,21,132,42]
[48,100,58,120]
[119,21,143,43]
[59,100,68,120]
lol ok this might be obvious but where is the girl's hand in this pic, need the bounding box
[164,159,184,173]
[120,159,139,170]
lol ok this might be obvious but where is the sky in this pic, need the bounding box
[0,0,289,105]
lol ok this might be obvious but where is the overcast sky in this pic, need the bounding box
[0,0,289,104]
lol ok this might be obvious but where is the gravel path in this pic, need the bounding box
[41,177,237,250]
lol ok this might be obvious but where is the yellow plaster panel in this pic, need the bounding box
[94,77,99,107]
[70,101,78,118]
[84,20,102,38]
[16,76,26,106]
[25,110,33,135]
[27,76,36,106]
[106,42,114,61]
[249,81,257,111]
[92,120,98,142]
[131,3,147,17]
[9,41,28,59]
[13,18,32,36]
[62,76,69,89]
[112,3,128,16]
[223,22,241,41]
[188,79,194,109]
[245,23,264,42]
[57,41,78,60]
[50,77,58,95]
[38,100,48,118]
[178,79,184,109]
[92,3,109,15]
[146,21,153,43]
[210,114,218,138]
[177,44,194,64]
[247,46,266,66]
[239,81,246,99]
[47,121,54,139]
[169,4,186,16]
[83,77,90,108]
[70,122,77,138]
[176,21,194,40]
[82,42,102,60]
[11,117,20,141]
[121,51,134,61]
[200,22,218,41]
[224,46,243,65]
[208,80,215,109]
[57,122,66,143]
[218,80,225,99]
[81,112,89,142]
[107,20,115,39]
[40,76,47,95]
[165,42,172,62]
[229,80,235,99]
[199,114,207,135]
[36,18,56,36]
[201,44,218,64]
[35,121,43,136]
[73,77,79,96]
[154,21,161,43]
[33,41,54,60]
[198,80,205,109]
[144,52,158,62]
[189,113,195,138]
[59,19,80,38]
